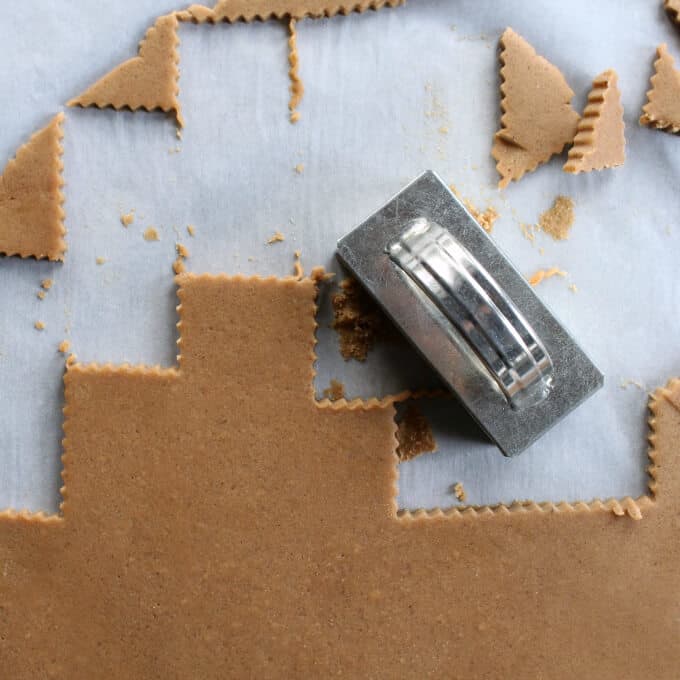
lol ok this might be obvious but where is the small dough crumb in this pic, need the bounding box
[173,259,186,275]
[143,227,159,242]
[187,225,196,237]
[267,231,285,245]
[396,404,437,461]
[528,267,567,287]
[37,291,46,300]
[620,379,646,392]
[449,184,499,233]
[452,482,467,502]
[310,266,335,284]
[538,196,574,241]
[58,340,71,354]
[176,243,190,259]
[293,250,304,279]
[322,379,345,401]
[121,211,135,227]
[520,223,537,243]
[66,353,77,366]
[34,321,46,331]
[439,125,449,134]
[41,278,53,291]
[96,257,106,265]
[294,163,304,174]
[569,283,578,293]
[465,201,499,233]
[290,111,301,124]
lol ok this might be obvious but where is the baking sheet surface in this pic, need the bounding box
[1,0,679,513]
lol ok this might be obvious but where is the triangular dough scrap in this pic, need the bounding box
[176,0,403,22]
[564,70,625,174]
[492,28,579,188]
[68,14,183,127]
[0,113,66,261]
[640,43,680,133]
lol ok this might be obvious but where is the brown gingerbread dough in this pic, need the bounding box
[492,28,579,188]
[564,70,625,174]
[0,274,676,678]
[0,113,66,260]
[176,0,404,22]
[68,14,183,127]
[640,44,680,133]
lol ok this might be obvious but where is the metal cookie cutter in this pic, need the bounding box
[336,170,603,456]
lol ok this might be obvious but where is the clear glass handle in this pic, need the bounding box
[388,218,553,410]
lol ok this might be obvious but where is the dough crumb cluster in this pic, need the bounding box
[538,196,574,240]
[396,403,437,461]
[331,278,392,361]
[173,242,190,275]
[448,184,499,233]
[322,379,345,401]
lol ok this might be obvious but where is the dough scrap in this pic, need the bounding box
[176,0,404,22]
[538,195,574,240]
[331,277,392,361]
[0,113,66,261]
[564,70,625,174]
[640,44,680,133]
[528,267,567,287]
[453,481,466,502]
[322,379,345,401]
[267,230,285,244]
[143,227,159,241]
[492,28,579,188]
[68,14,183,127]
[0,274,675,677]
[396,403,437,461]
[665,0,680,23]
[287,19,304,123]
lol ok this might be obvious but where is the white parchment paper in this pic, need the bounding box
[1,0,679,514]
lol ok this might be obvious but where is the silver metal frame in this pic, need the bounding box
[336,170,604,456]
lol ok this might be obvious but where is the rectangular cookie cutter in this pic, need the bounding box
[336,170,604,456]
